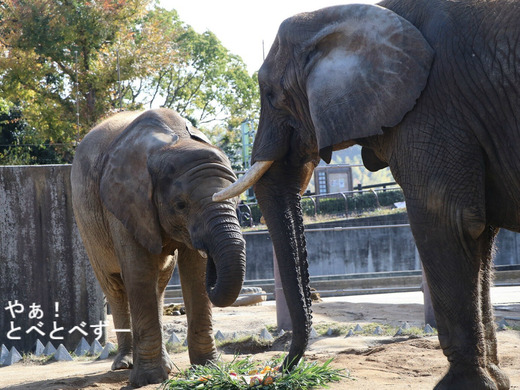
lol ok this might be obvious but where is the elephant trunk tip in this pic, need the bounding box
[207,280,243,307]
[208,291,240,308]
[205,253,245,308]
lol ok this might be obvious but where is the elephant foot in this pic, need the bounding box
[163,347,174,372]
[130,365,170,388]
[111,352,133,370]
[189,349,218,366]
[435,366,498,390]
[487,363,510,390]
[129,350,173,388]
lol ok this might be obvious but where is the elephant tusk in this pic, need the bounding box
[198,250,208,259]
[212,160,274,202]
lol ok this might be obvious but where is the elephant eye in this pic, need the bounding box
[266,91,285,110]
[175,201,186,210]
[265,92,275,105]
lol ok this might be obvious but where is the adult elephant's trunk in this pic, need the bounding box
[254,162,312,371]
[202,204,246,307]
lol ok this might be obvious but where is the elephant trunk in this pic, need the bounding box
[202,203,246,308]
[254,162,312,371]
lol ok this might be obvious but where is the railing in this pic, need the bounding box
[237,183,404,227]
[300,187,401,218]
[241,223,412,236]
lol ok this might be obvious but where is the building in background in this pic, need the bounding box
[314,165,353,195]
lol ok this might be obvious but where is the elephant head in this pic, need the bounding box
[100,109,246,308]
[214,4,433,369]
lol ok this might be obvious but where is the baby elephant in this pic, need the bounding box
[71,108,246,387]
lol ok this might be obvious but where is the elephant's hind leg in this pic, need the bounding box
[103,272,134,370]
[157,253,176,374]
[89,265,134,370]
[76,224,134,369]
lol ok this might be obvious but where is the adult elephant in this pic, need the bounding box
[215,0,519,388]
[72,108,246,387]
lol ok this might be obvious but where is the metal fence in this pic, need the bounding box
[237,183,404,227]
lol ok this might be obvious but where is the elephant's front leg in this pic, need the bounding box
[119,247,172,387]
[408,205,504,390]
[177,247,217,365]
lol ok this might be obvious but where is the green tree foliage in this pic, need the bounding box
[152,26,259,126]
[207,123,248,171]
[0,106,64,164]
[0,0,148,148]
[0,1,258,165]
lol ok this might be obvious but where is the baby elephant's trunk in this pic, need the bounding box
[203,203,246,307]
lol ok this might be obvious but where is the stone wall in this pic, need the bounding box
[0,165,105,352]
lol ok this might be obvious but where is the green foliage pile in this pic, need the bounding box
[0,0,258,165]
[163,355,347,389]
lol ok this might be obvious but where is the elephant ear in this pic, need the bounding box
[100,115,179,254]
[303,4,434,163]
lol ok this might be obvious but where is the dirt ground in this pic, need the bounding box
[1,289,519,390]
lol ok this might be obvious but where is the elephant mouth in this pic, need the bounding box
[205,254,217,294]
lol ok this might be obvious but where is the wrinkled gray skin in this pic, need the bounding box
[248,0,519,389]
[71,108,245,387]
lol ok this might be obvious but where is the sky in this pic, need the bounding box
[159,0,378,73]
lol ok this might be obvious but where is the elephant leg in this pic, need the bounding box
[104,273,134,370]
[479,227,510,390]
[158,253,176,306]
[121,259,171,387]
[177,246,217,365]
[109,224,171,387]
[157,253,177,372]
[78,236,134,370]
[408,206,499,390]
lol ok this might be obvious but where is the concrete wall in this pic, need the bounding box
[170,212,519,284]
[0,165,105,352]
[1,165,515,351]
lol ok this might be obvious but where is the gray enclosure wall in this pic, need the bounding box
[169,213,520,284]
[1,166,517,353]
[0,165,105,353]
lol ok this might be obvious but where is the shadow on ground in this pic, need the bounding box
[4,369,131,390]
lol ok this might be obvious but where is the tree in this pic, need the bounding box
[0,0,149,156]
[128,8,259,169]
[126,8,260,127]
[0,1,259,164]
[207,123,247,171]
[0,104,64,164]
